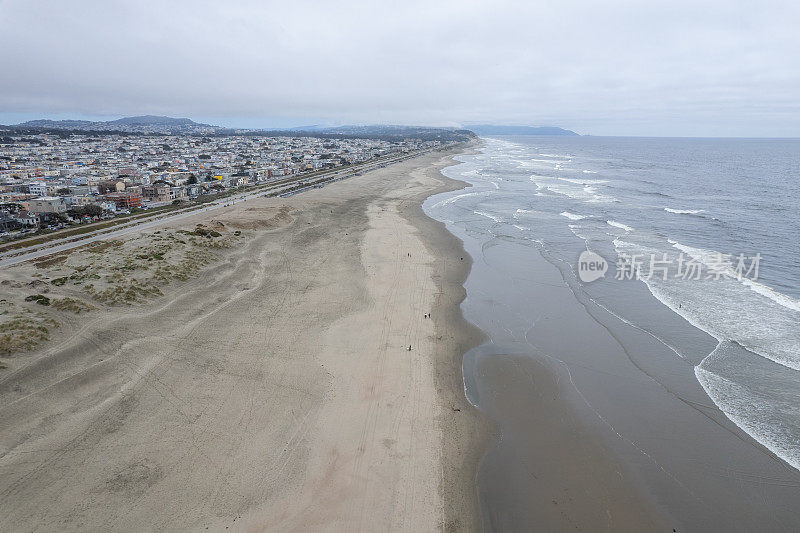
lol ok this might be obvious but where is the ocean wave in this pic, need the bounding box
[585,186,615,203]
[669,240,800,313]
[741,279,800,313]
[558,177,609,185]
[607,220,634,232]
[616,238,800,374]
[568,224,588,241]
[531,158,569,163]
[533,177,615,203]
[429,190,490,209]
[474,210,504,223]
[665,207,705,215]
[696,343,800,472]
[517,158,570,169]
[582,170,598,174]
[560,211,589,220]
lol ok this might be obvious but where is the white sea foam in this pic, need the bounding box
[585,187,615,203]
[667,240,800,313]
[664,207,705,215]
[518,158,570,169]
[430,190,489,209]
[614,238,800,374]
[531,158,568,163]
[582,170,598,174]
[560,211,588,220]
[568,224,591,242]
[696,345,800,472]
[607,220,634,232]
[741,279,800,313]
[558,177,609,185]
[474,210,504,223]
[531,175,614,203]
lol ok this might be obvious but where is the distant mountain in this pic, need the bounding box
[19,119,95,129]
[108,115,204,127]
[16,115,217,134]
[468,125,579,136]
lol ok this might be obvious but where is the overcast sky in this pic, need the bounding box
[1,0,798,136]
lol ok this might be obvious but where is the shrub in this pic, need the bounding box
[51,297,95,314]
[24,294,51,306]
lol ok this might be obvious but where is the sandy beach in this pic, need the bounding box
[0,146,492,531]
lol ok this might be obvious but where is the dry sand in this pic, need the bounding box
[0,147,491,531]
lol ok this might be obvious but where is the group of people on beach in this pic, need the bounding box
[405,251,433,352]
[407,313,432,351]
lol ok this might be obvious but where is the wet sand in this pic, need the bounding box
[447,198,800,532]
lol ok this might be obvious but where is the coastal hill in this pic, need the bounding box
[468,124,579,136]
[17,115,216,135]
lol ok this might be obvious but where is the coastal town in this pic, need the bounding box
[0,131,449,238]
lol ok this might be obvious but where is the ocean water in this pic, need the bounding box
[424,135,800,475]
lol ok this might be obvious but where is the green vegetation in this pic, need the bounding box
[24,294,51,306]
[86,280,163,304]
[192,226,222,238]
[35,227,242,306]
[0,308,58,355]
[0,224,246,356]
[51,297,95,314]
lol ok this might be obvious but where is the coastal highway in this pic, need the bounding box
[0,147,446,268]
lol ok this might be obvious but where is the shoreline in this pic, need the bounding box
[398,141,496,531]
[0,144,493,530]
[423,144,668,531]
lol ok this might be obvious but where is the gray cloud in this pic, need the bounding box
[1,0,798,135]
